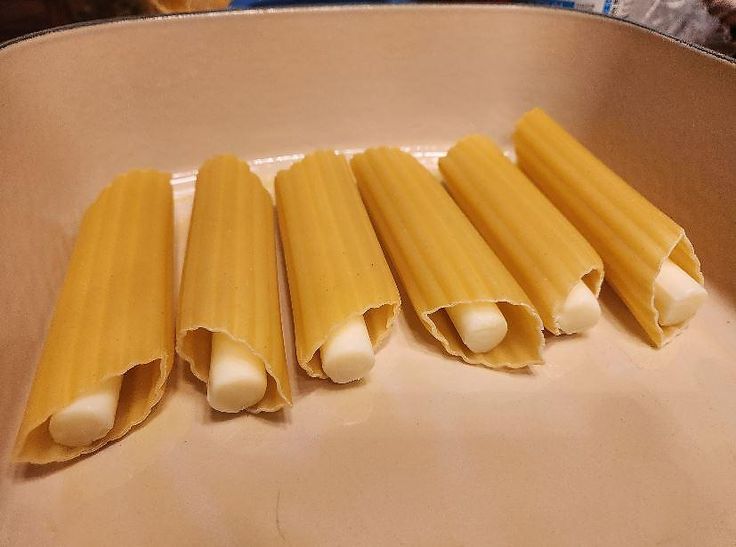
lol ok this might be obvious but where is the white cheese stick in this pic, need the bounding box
[447,302,508,353]
[557,280,601,334]
[320,315,375,384]
[48,375,123,448]
[654,259,707,326]
[208,332,268,413]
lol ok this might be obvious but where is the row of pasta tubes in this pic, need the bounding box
[14,108,706,464]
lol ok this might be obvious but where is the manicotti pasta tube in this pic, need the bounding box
[440,135,604,335]
[14,170,174,464]
[276,151,400,384]
[514,108,706,347]
[351,147,543,369]
[177,155,291,412]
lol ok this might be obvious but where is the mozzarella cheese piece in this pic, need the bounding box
[447,302,508,353]
[557,280,601,334]
[320,315,375,384]
[654,259,707,326]
[48,375,123,448]
[207,332,268,413]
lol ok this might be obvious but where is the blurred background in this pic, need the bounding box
[1,0,734,55]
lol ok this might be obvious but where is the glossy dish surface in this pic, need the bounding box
[1,6,735,545]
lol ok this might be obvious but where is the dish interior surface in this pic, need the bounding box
[1,6,735,546]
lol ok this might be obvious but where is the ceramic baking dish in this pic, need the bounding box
[1,6,735,545]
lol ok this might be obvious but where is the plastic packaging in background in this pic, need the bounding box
[513,0,734,55]
[526,0,734,55]
[526,0,629,17]
[630,0,734,54]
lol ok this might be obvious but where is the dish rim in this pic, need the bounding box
[1,3,734,66]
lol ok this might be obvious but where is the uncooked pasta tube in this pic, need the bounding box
[514,108,706,347]
[276,151,401,383]
[177,155,291,412]
[14,170,174,464]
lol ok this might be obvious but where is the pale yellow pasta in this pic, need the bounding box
[177,155,291,412]
[14,170,174,464]
[276,150,400,378]
[440,134,604,334]
[351,147,543,369]
[514,107,704,347]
